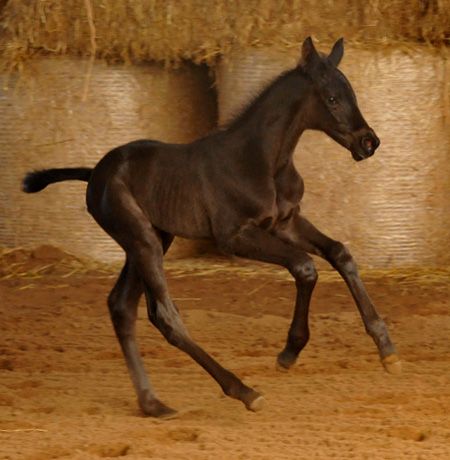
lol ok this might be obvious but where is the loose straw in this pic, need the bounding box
[0,428,48,433]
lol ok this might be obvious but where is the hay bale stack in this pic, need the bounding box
[0,58,216,261]
[216,45,450,268]
[0,0,449,69]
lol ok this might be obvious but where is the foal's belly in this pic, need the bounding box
[144,181,213,240]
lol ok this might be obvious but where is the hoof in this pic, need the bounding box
[276,360,290,373]
[139,393,178,419]
[155,406,179,420]
[247,395,265,412]
[381,354,402,375]
[276,351,297,372]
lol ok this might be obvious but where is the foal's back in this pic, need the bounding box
[86,138,225,240]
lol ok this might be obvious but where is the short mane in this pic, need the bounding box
[221,66,305,130]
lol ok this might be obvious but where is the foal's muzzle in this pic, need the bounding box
[351,130,380,162]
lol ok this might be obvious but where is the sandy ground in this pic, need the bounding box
[1,247,449,460]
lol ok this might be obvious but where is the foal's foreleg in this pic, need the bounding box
[221,225,318,371]
[324,241,401,373]
[277,262,317,371]
[276,213,401,374]
[108,259,177,418]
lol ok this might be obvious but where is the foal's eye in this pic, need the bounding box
[327,96,337,106]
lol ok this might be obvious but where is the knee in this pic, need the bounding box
[289,256,318,285]
[328,241,357,274]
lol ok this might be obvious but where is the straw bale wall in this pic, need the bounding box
[0,58,216,261]
[216,45,450,268]
[1,0,449,70]
[1,0,449,270]
[1,46,449,269]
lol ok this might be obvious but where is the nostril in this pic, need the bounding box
[362,137,373,150]
[362,136,380,154]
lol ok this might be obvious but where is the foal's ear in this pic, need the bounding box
[300,36,321,72]
[328,38,344,67]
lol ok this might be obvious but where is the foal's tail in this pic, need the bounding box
[22,168,92,193]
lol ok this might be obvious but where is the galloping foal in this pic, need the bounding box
[23,37,400,418]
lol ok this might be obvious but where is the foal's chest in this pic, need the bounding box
[274,164,304,219]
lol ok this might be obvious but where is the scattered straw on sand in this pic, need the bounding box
[1,246,448,291]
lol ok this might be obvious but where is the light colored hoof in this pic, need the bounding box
[382,354,402,375]
[158,409,179,421]
[248,395,265,412]
[276,361,290,373]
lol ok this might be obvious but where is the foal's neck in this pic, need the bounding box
[227,67,311,172]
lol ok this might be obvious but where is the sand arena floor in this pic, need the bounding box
[1,247,449,460]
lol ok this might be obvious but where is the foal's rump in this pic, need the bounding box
[107,140,214,240]
[21,138,215,241]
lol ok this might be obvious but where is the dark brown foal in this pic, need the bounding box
[23,37,400,418]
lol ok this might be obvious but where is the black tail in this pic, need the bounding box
[22,167,92,193]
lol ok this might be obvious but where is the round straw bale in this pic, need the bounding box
[0,58,216,261]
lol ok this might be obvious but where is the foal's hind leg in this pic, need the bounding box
[276,213,401,374]
[132,234,264,412]
[98,182,263,413]
[108,258,177,418]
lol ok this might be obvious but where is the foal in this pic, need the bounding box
[23,37,400,418]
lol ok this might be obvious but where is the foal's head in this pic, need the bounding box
[300,37,380,161]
